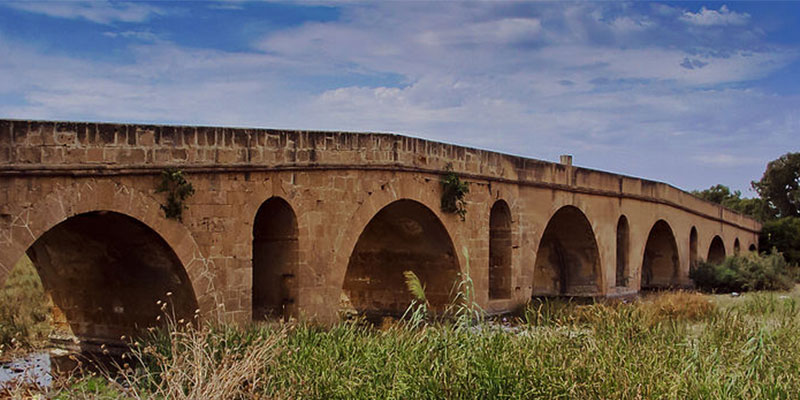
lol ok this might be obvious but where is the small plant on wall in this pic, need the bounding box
[441,163,469,221]
[156,168,195,221]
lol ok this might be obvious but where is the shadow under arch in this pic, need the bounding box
[641,220,680,289]
[708,236,726,264]
[615,215,630,287]
[252,196,299,321]
[489,200,512,300]
[25,211,199,348]
[690,226,699,270]
[342,199,460,317]
[533,205,602,296]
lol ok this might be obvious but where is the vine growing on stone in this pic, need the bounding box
[156,168,195,221]
[440,163,469,221]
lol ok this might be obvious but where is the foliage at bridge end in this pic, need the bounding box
[440,163,469,221]
[156,168,195,222]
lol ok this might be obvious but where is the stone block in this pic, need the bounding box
[136,128,156,146]
[16,147,41,163]
[97,123,117,145]
[42,147,64,163]
[118,149,146,164]
[0,121,10,145]
[64,148,86,163]
[87,148,103,163]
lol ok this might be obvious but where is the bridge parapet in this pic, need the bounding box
[0,119,761,233]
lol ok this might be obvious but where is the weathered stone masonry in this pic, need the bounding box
[0,119,761,343]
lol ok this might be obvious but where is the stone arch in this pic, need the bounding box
[641,220,679,289]
[708,236,726,264]
[0,180,213,320]
[748,243,757,252]
[489,200,512,300]
[252,197,299,321]
[533,205,601,296]
[342,199,460,316]
[734,238,741,255]
[24,211,199,344]
[689,226,699,269]
[615,215,630,287]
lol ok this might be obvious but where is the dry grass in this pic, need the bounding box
[638,290,717,325]
[114,322,284,400]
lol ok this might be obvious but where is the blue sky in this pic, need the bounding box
[0,1,798,195]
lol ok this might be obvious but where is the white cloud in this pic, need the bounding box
[4,0,164,24]
[681,5,750,27]
[0,2,796,193]
[103,30,159,42]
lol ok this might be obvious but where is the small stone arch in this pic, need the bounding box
[734,238,741,255]
[489,200,512,300]
[748,243,757,252]
[342,199,460,316]
[615,215,630,287]
[708,236,726,264]
[641,220,679,289]
[252,196,299,321]
[533,205,601,296]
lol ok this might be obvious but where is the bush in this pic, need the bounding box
[690,250,798,293]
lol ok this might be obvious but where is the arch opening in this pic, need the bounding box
[343,200,460,316]
[615,215,630,288]
[24,211,198,345]
[533,206,601,296]
[708,236,726,264]
[253,197,299,321]
[641,220,679,289]
[690,227,699,270]
[734,238,741,255]
[489,200,512,300]
[748,244,757,252]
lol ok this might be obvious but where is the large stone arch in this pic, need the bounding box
[330,177,469,313]
[26,210,199,344]
[533,205,602,296]
[641,220,679,289]
[0,179,214,319]
[341,199,460,316]
[708,236,726,264]
[252,196,299,321]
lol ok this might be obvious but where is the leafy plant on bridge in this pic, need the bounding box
[156,168,195,222]
[440,163,469,221]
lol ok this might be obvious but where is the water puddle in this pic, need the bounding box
[0,351,55,388]
[0,349,82,389]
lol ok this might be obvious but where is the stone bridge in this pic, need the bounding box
[0,120,760,345]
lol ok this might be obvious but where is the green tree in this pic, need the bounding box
[691,184,773,221]
[752,152,800,218]
[760,217,800,266]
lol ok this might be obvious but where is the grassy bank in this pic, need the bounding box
[0,255,52,353]
[43,289,800,399]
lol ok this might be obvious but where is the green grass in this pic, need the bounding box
[46,288,800,400]
[0,255,52,352]
[4,258,800,399]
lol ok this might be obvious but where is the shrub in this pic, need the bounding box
[690,250,798,293]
